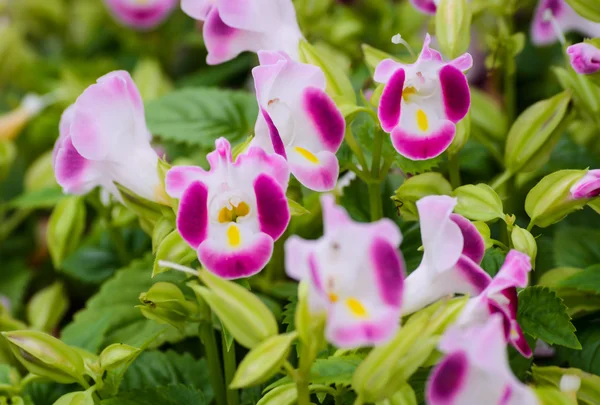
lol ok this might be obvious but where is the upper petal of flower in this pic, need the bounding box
[104,0,177,30]
[181,0,214,20]
[439,64,471,123]
[570,169,600,199]
[567,43,600,75]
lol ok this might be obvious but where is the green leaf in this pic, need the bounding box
[555,320,600,375]
[532,365,600,404]
[558,264,600,294]
[8,187,65,209]
[287,198,310,216]
[554,227,600,269]
[517,286,581,349]
[101,385,206,405]
[61,256,194,353]
[480,248,506,277]
[0,260,32,316]
[145,88,257,147]
[310,355,362,386]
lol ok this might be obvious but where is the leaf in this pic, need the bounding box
[555,319,600,376]
[309,355,362,386]
[517,287,581,349]
[287,198,310,216]
[101,385,206,405]
[558,264,600,294]
[480,248,506,277]
[8,187,65,209]
[532,365,600,405]
[145,88,257,147]
[60,256,194,353]
[0,260,32,316]
[554,227,600,269]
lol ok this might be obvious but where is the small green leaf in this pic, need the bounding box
[517,287,581,349]
[287,198,310,216]
[257,384,297,405]
[27,282,69,332]
[47,196,86,268]
[558,264,600,294]
[8,187,65,209]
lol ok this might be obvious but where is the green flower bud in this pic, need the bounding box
[298,40,356,108]
[435,0,472,59]
[565,0,600,22]
[24,151,56,192]
[152,230,197,277]
[138,282,198,331]
[533,387,573,405]
[2,330,85,384]
[447,112,471,157]
[257,383,298,405]
[99,343,140,371]
[115,183,163,227]
[53,388,95,405]
[392,173,452,221]
[132,58,172,102]
[190,271,278,349]
[47,196,86,269]
[294,281,325,350]
[230,332,297,388]
[552,66,600,115]
[505,91,571,174]
[27,282,69,332]
[0,140,16,182]
[470,88,508,141]
[453,184,504,222]
[525,170,588,228]
[375,384,417,405]
[511,226,537,267]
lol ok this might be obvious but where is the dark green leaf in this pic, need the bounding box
[309,356,362,386]
[0,260,32,316]
[517,286,581,349]
[559,264,600,294]
[101,385,206,405]
[480,248,506,277]
[145,88,257,147]
[554,227,600,269]
[555,318,600,376]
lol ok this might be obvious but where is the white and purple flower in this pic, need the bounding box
[252,51,346,192]
[104,0,178,30]
[457,250,533,358]
[181,0,303,65]
[402,195,491,315]
[567,42,600,75]
[532,0,600,46]
[285,195,405,348]
[53,71,165,203]
[570,169,600,199]
[427,316,539,405]
[165,138,290,279]
[374,34,472,160]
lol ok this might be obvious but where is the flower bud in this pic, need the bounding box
[453,184,504,222]
[565,0,600,23]
[294,281,326,350]
[230,332,297,388]
[47,196,86,268]
[26,282,69,332]
[138,282,198,331]
[511,226,537,268]
[190,271,278,349]
[298,40,356,108]
[53,388,94,405]
[0,140,16,182]
[505,91,571,174]
[99,343,140,370]
[435,0,472,59]
[447,112,471,157]
[525,170,588,228]
[152,230,197,277]
[567,42,600,76]
[24,151,56,192]
[132,58,172,102]
[392,173,452,221]
[2,330,85,384]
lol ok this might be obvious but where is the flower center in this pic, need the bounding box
[217,201,250,223]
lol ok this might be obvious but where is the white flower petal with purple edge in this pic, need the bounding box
[457,250,533,357]
[570,169,600,199]
[252,51,346,191]
[531,0,600,46]
[427,316,539,405]
[104,0,178,30]
[374,34,471,160]
[166,138,290,279]
[567,43,600,75]
[402,195,491,315]
[284,195,405,348]
[52,71,163,203]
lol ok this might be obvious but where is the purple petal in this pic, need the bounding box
[450,214,485,264]
[410,0,437,14]
[568,43,600,75]
[105,0,177,30]
[288,149,339,192]
[378,68,406,133]
[165,166,206,199]
[371,237,405,307]
[390,121,456,160]
[486,250,531,296]
[570,170,600,200]
[54,135,95,194]
[454,256,492,295]
[427,351,469,405]
[254,173,290,240]
[177,181,209,249]
[440,65,471,123]
[261,108,287,158]
[302,87,345,152]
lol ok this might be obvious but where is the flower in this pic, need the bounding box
[53,71,164,203]
[532,0,600,46]
[285,195,405,348]
[426,316,539,405]
[402,195,491,315]
[570,169,600,199]
[104,0,178,30]
[165,138,290,279]
[457,250,533,357]
[180,0,303,65]
[567,42,600,75]
[409,0,438,15]
[252,51,346,192]
[374,34,472,160]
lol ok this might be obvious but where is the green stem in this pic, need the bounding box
[368,183,383,221]
[296,340,316,405]
[448,156,461,189]
[368,129,384,221]
[490,170,514,190]
[344,127,368,170]
[222,334,239,405]
[371,129,383,179]
[199,321,227,405]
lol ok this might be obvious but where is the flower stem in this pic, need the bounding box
[368,183,383,221]
[344,126,368,170]
[368,129,384,221]
[448,155,461,189]
[222,334,239,405]
[199,320,227,405]
[490,170,514,190]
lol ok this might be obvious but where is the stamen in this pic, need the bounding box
[157,261,199,276]
[391,33,416,58]
[543,9,566,46]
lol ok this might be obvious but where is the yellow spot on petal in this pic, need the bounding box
[227,224,241,247]
[294,146,320,164]
[346,298,368,318]
[416,109,429,132]
[402,86,417,102]
[328,292,338,303]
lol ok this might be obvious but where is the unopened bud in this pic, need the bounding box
[138,282,199,331]
[392,173,452,221]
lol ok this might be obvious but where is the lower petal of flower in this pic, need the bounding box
[288,148,339,192]
[426,351,469,405]
[370,237,405,307]
[54,135,100,195]
[390,114,456,160]
[302,87,345,152]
